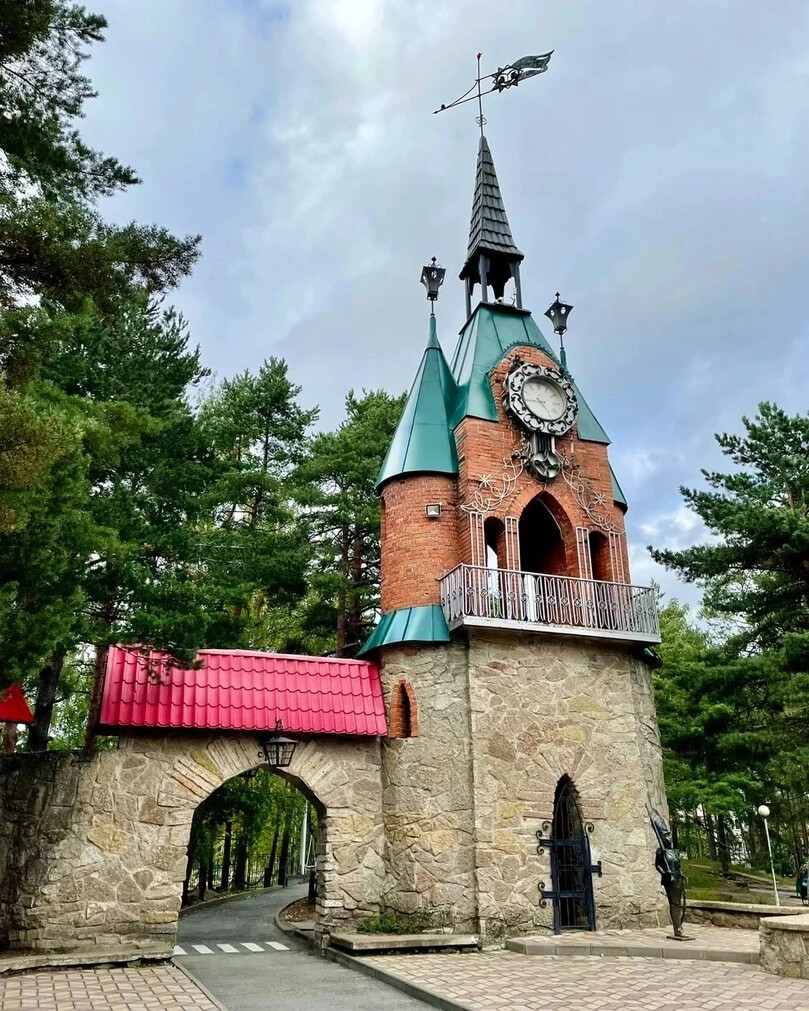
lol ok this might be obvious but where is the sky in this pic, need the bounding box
[81,0,809,607]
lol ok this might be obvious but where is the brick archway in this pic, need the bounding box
[0,733,384,955]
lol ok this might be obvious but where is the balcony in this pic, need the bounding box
[439,564,660,645]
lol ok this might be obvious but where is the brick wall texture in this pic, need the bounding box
[380,343,630,611]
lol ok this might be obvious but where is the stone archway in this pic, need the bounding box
[0,733,384,955]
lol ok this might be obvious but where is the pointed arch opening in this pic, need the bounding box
[548,775,597,932]
[518,493,571,577]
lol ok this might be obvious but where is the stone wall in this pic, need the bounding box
[466,630,667,938]
[0,733,384,954]
[687,901,795,930]
[760,913,809,978]
[379,643,478,932]
[378,631,669,941]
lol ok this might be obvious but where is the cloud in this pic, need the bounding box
[81,0,809,606]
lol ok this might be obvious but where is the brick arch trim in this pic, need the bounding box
[388,680,419,739]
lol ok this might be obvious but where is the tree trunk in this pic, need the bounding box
[278,809,292,888]
[233,833,248,891]
[199,853,207,902]
[2,721,18,753]
[345,527,363,655]
[704,811,718,861]
[716,814,731,875]
[28,652,65,752]
[336,525,350,654]
[83,644,109,752]
[671,817,679,849]
[264,822,280,888]
[221,821,233,891]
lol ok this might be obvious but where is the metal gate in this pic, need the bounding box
[537,778,601,933]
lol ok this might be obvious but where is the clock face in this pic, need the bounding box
[522,377,566,421]
[502,362,577,436]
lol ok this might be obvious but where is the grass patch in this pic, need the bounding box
[357,912,427,935]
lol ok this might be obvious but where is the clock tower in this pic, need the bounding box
[361,134,669,939]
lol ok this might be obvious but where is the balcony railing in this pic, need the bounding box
[439,564,660,644]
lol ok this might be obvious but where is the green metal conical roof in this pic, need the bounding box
[376,316,459,490]
[610,463,627,509]
[447,303,609,444]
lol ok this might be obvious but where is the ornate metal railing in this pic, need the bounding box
[439,564,660,642]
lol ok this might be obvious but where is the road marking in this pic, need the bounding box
[172,945,186,956]
[217,943,239,952]
[192,944,213,954]
[266,941,289,950]
[241,942,264,951]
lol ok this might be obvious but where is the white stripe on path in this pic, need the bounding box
[217,943,239,952]
[192,944,213,954]
[241,942,264,952]
[266,941,289,950]
[172,945,186,956]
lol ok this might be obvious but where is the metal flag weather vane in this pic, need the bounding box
[434,51,553,129]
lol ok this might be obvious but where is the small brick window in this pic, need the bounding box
[388,680,419,739]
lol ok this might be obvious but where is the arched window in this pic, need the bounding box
[388,680,419,739]
[518,494,570,576]
[588,531,611,582]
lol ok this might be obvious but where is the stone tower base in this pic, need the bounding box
[379,632,669,939]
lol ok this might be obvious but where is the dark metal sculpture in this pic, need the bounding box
[648,806,689,938]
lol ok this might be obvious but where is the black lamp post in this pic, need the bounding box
[544,292,573,335]
[258,719,298,769]
[545,293,574,371]
[420,257,446,303]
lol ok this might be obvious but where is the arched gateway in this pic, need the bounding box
[0,648,388,955]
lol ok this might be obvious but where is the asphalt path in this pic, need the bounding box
[175,884,428,1010]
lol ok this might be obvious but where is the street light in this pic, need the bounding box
[757,804,780,907]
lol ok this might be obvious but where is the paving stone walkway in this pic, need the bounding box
[0,964,219,1011]
[363,951,809,1010]
[508,923,760,962]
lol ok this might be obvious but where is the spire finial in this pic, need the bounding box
[545,293,574,374]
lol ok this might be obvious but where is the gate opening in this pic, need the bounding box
[549,776,597,932]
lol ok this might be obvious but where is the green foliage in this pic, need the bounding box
[357,912,428,935]
[652,403,809,873]
[293,390,405,654]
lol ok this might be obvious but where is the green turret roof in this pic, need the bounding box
[610,464,627,509]
[448,302,610,444]
[376,316,459,490]
[358,604,450,657]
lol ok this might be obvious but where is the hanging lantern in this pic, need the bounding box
[258,720,298,769]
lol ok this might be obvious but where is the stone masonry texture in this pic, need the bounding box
[379,633,669,940]
[0,734,385,953]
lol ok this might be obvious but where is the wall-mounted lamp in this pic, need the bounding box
[425,503,442,519]
[258,719,298,769]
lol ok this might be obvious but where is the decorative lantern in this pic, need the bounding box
[258,720,298,769]
[544,293,573,336]
[420,257,446,301]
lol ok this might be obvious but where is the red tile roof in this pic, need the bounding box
[99,646,388,736]
[0,682,34,724]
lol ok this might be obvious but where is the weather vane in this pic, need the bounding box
[434,51,553,131]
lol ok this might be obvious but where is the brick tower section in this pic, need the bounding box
[380,475,458,613]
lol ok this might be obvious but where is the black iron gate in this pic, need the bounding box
[537,778,601,933]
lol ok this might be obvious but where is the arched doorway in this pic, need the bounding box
[546,776,598,933]
[519,495,568,576]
